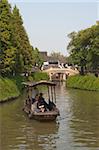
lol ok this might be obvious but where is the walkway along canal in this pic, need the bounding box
[0,82,99,150]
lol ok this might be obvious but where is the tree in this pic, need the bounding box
[32,47,43,69]
[50,51,67,63]
[0,1,47,76]
[12,5,34,74]
[86,23,99,70]
[0,0,16,75]
[67,22,99,74]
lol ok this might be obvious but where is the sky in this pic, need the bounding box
[8,0,98,56]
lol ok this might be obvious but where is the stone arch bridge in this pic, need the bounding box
[42,67,79,81]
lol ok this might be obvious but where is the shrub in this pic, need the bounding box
[0,77,20,102]
[66,75,99,91]
[32,72,49,81]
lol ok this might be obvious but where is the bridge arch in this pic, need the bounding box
[43,67,79,81]
[49,72,68,81]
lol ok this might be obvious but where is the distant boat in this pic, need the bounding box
[22,80,60,121]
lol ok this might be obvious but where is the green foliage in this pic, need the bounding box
[0,72,49,102]
[67,23,99,72]
[0,0,16,74]
[0,74,27,102]
[12,6,33,74]
[0,0,42,76]
[32,47,43,68]
[32,72,49,81]
[66,75,99,91]
[9,75,25,92]
[0,77,20,102]
[27,76,34,82]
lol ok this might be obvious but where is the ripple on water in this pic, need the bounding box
[1,85,99,150]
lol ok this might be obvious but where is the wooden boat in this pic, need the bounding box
[22,80,60,121]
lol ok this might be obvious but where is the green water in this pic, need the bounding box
[0,82,99,150]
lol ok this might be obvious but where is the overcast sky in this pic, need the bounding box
[9,0,98,56]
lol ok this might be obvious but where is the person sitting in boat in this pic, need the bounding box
[38,105,46,112]
[38,93,49,111]
[31,94,40,113]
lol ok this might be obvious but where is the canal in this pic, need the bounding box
[0,82,99,150]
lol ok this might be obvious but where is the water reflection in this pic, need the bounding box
[0,83,99,150]
[68,89,99,148]
[0,96,59,150]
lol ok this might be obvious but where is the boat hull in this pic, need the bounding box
[23,106,59,121]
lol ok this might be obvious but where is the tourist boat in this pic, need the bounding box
[22,80,60,121]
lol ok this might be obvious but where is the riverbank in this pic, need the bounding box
[66,75,99,91]
[0,72,49,103]
[0,77,19,102]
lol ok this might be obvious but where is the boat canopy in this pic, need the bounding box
[22,80,56,87]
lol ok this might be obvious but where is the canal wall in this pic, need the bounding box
[66,75,99,91]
